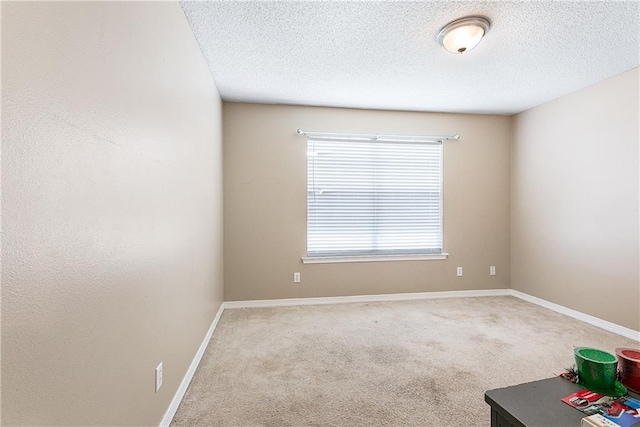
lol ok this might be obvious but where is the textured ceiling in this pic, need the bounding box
[181,1,639,115]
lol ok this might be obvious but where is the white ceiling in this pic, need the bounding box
[181,1,639,115]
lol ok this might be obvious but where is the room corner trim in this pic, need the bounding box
[510,289,640,342]
[160,303,225,427]
[223,288,511,309]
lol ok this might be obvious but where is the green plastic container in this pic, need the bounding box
[574,347,618,390]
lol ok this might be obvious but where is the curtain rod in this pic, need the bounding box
[297,129,460,143]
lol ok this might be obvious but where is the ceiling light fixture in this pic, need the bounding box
[437,16,490,54]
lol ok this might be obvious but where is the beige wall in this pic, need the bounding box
[511,68,640,331]
[223,103,511,301]
[2,2,223,425]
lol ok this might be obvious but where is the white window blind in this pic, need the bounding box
[307,137,443,258]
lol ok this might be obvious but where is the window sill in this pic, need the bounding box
[301,253,449,264]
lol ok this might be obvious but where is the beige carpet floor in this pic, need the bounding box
[172,296,638,426]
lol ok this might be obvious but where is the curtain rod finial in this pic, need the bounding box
[453,134,460,140]
[297,129,304,135]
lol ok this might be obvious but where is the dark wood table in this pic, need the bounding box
[485,376,639,427]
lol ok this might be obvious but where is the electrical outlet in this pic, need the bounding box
[456,267,463,277]
[490,266,496,276]
[155,362,163,393]
[293,272,301,283]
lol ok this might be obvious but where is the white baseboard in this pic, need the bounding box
[224,289,640,341]
[159,303,225,427]
[222,288,511,309]
[510,289,640,342]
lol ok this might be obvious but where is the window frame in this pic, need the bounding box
[303,135,449,264]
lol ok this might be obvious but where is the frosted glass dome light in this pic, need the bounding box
[437,16,490,54]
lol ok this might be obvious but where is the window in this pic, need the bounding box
[305,135,444,261]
